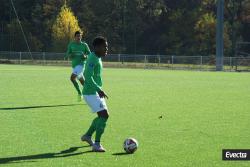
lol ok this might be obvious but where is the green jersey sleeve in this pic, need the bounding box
[65,42,72,58]
[84,43,91,55]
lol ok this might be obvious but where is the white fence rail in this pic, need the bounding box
[0,51,249,71]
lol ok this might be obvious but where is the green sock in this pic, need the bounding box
[72,80,81,95]
[95,117,108,142]
[85,117,99,137]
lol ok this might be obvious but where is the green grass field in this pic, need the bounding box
[0,64,249,167]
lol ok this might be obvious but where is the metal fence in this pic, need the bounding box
[0,51,250,71]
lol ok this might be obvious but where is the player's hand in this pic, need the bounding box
[98,90,108,99]
[83,54,87,59]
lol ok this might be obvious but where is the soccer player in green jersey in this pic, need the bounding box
[65,31,91,101]
[81,36,109,152]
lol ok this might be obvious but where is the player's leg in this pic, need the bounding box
[78,76,85,86]
[95,110,109,143]
[78,64,85,86]
[92,109,109,152]
[70,73,81,96]
[71,65,84,101]
[81,117,97,146]
[82,95,109,152]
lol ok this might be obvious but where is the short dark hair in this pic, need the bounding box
[93,36,107,47]
[74,31,81,36]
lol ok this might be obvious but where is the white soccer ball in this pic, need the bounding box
[123,138,138,154]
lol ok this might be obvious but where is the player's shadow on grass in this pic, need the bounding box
[0,146,93,164]
[0,104,85,111]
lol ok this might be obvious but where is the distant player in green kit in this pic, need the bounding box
[81,36,109,152]
[65,31,91,101]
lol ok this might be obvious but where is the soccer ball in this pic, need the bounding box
[123,138,138,154]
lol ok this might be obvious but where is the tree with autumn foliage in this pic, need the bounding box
[51,3,83,52]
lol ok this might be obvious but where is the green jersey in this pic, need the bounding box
[83,52,103,95]
[65,41,91,68]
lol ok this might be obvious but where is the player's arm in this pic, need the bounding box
[85,61,108,99]
[83,43,91,59]
[97,90,108,99]
[85,43,91,55]
[65,43,72,59]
